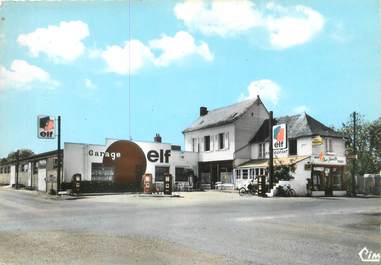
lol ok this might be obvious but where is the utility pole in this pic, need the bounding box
[15,150,19,189]
[56,116,61,194]
[351,112,356,197]
[269,111,274,190]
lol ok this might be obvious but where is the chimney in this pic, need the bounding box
[200,106,208,116]
[154,133,162,143]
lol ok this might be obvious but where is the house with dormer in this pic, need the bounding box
[235,113,347,196]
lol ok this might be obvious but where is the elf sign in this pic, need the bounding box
[273,124,287,150]
[38,115,55,139]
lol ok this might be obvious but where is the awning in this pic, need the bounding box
[237,156,309,169]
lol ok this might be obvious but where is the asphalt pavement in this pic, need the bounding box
[0,187,380,265]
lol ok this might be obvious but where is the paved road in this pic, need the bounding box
[0,187,380,265]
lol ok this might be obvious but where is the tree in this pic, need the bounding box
[340,113,381,176]
[1,149,34,163]
[273,164,295,182]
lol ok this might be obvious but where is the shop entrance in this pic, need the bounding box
[311,166,344,196]
[198,160,233,189]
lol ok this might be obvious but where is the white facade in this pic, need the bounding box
[184,101,269,164]
[250,136,346,160]
[246,135,347,195]
[184,124,235,162]
[64,139,198,184]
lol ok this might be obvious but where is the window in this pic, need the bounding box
[255,168,259,176]
[242,169,248,179]
[236,170,241,179]
[33,162,38,174]
[0,167,3,174]
[289,139,297,155]
[53,158,58,169]
[175,167,192,182]
[192,138,198,152]
[155,166,169,182]
[249,169,255,179]
[258,143,266,158]
[218,133,225,150]
[91,163,114,181]
[204,135,210,151]
[325,138,333,152]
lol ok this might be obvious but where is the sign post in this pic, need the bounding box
[37,115,61,194]
[57,116,61,193]
[352,112,357,197]
[269,111,274,191]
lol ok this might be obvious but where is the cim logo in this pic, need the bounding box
[273,124,287,150]
[359,247,380,263]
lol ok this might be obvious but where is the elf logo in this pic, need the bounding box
[147,149,171,163]
[273,124,287,150]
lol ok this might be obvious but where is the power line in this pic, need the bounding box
[128,0,132,140]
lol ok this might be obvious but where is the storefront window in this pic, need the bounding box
[175,167,193,182]
[312,170,323,190]
[155,166,169,182]
[242,169,248,179]
[249,169,255,179]
[330,167,342,190]
[91,163,114,181]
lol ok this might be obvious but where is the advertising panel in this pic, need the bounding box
[38,115,55,139]
[273,124,287,150]
[312,135,323,146]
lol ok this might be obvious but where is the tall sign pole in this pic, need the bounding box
[351,112,356,197]
[15,150,19,189]
[269,111,274,190]
[57,116,61,193]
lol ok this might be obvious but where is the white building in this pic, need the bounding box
[235,113,347,196]
[183,97,269,189]
[63,138,198,192]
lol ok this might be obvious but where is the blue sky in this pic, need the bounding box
[0,0,380,157]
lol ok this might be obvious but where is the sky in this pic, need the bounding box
[0,0,380,158]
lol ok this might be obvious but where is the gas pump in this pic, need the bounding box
[257,175,267,197]
[142,173,153,193]
[164,173,173,195]
[71,173,81,195]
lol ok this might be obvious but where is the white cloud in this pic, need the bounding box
[149,31,213,66]
[293,105,308,114]
[101,40,154,75]
[265,5,325,49]
[174,1,324,49]
[174,0,262,37]
[0,60,59,90]
[240,79,281,105]
[99,31,213,75]
[84,78,96,89]
[17,20,89,63]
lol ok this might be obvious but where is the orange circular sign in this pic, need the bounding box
[102,140,147,185]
